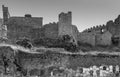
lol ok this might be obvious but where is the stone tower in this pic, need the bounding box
[58,11,72,36]
[58,11,78,44]
[2,5,9,25]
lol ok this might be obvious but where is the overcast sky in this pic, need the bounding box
[0,0,120,32]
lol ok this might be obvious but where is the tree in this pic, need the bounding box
[62,35,71,42]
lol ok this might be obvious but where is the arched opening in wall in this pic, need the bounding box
[111,36,119,46]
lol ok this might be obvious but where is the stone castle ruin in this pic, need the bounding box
[58,12,72,36]
[78,15,120,47]
[1,5,79,45]
[1,5,120,77]
[58,12,79,44]
[2,5,120,47]
[83,25,106,33]
[2,5,10,25]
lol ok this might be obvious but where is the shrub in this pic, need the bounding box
[16,38,33,49]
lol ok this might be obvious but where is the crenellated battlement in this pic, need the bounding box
[58,11,72,25]
[83,14,120,34]
[44,22,58,26]
[83,24,106,33]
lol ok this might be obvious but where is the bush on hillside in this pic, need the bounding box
[16,38,33,49]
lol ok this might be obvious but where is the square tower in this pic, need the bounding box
[2,5,9,25]
[58,11,72,36]
[58,11,78,45]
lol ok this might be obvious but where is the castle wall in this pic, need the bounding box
[96,31,112,46]
[7,16,43,42]
[44,23,58,39]
[8,16,43,28]
[106,20,116,35]
[72,25,79,42]
[80,19,116,46]
[104,15,120,36]
[78,32,96,46]
[7,24,33,42]
[29,28,45,40]
[83,25,106,33]
[78,31,112,46]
